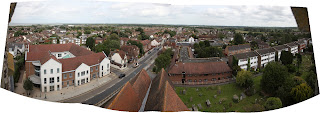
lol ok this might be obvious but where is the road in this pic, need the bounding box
[62,47,160,105]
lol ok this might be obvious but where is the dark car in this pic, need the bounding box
[119,74,126,78]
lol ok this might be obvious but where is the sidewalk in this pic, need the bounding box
[30,73,117,102]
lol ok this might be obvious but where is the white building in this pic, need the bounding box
[285,42,298,56]
[110,50,127,69]
[272,45,289,61]
[232,51,259,71]
[188,37,195,43]
[151,39,160,47]
[26,43,111,92]
[255,48,276,68]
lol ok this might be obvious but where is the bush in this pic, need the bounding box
[264,97,282,110]
[245,88,255,96]
[232,94,239,103]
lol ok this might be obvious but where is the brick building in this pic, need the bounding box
[225,44,251,56]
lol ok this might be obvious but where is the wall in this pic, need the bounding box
[74,63,90,86]
[40,59,62,92]
[99,57,111,78]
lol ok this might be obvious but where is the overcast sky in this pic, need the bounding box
[10,0,297,27]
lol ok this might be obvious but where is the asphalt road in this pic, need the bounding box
[81,48,159,105]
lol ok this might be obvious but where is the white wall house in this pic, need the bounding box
[234,51,259,71]
[285,42,298,56]
[256,48,276,68]
[110,52,127,69]
[188,37,195,43]
[151,40,160,47]
[40,58,62,92]
[272,45,289,61]
[8,43,25,58]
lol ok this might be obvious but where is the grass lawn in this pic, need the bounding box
[175,75,264,112]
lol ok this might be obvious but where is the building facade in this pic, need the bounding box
[25,43,111,92]
[255,48,276,68]
[225,44,251,56]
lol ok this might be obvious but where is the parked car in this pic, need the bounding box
[133,62,139,68]
[148,51,151,54]
[119,74,126,78]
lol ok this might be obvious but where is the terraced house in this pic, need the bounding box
[230,51,259,71]
[255,48,276,68]
[25,43,111,92]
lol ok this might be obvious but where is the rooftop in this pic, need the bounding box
[226,44,250,51]
[168,61,232,75]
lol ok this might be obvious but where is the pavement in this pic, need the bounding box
[30,72,117,102]
[61,47,160,105]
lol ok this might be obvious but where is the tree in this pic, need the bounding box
[261,62,289,95]
[305,71,318,91]
[127,40,144,56]
[108,33,120,41]
[296,53,302,71]
[250,41,258,50]
[280,51,293,65]
[290,83,314,102]
[236,70,254,89]
[23,78,33,96]
[155,49,173,73]
[86,37,95,50]
[234,33,244,45]
[264,97,282,110]
[84,30,91,34]
[204,40,210,47]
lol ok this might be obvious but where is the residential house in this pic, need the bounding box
[272,45,289,61]
[255,48,276,68]
[110,50,128,69]
[295,40,307,53]
[121,45,139,63]
[120,37,130,46]
[225,44,251,56]
[151,39,160,47]
[139,40,151,52]
[7,43,25,58]
[229,51,259,71]
[285,42,299,56]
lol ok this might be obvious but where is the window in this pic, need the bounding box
[188,79,192,82]
[57,68,60,73]
[102,66,104,70]
[204,79,208,82]
[78,72,80,77]
[78,80,80,86]
[44,69,46,74]
[96,66,98,70]
[62,82,64,86]
[44,86,47,92]
[69,73,72,78]
[73,80,74,84]
[50,77,54,83]
[50,86,54,91]
[91,67,93,72]
[199,79,202,82]
[194,80,197,82]
[212,78,216,81]
[51,69,53,74]
[81,71,85,76]
[87,70,88,74]
[64,74,67,79]
[86,78,88,83]
[57,77,60,82]
[101,72,103,76]
[57,85,60,90]
[58,54,61,57]
[44,78,47,84]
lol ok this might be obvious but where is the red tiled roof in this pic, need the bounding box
[168,61,232,75]
[145,69,189,112]
[107,82,141,112]
[28,43,94,56]
[107,69,151,112]
[59,52,106,72]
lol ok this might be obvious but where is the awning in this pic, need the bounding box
[28,75,41,85]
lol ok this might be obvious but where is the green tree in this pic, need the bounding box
[234,33,244,45]
[108,33,120,41]
[280,51,293,65]
[155,49,172,73]
[305,71,318,91]
[261,62,289,95]
[84,30,91,34]
[290,83,314,102]
[236,70,254,89]
[296,53,302,71]
[86,37,95,50]
[23,78,33,96]
[264,97,282,110]
[204,40,210,47]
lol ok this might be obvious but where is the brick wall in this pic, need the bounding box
[168,71,233,85]
[25,62,35,78]
[62,71,75,88]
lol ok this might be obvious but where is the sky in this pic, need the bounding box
[10,0,298,27]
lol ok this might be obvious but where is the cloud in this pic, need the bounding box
[10,1,297,27]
